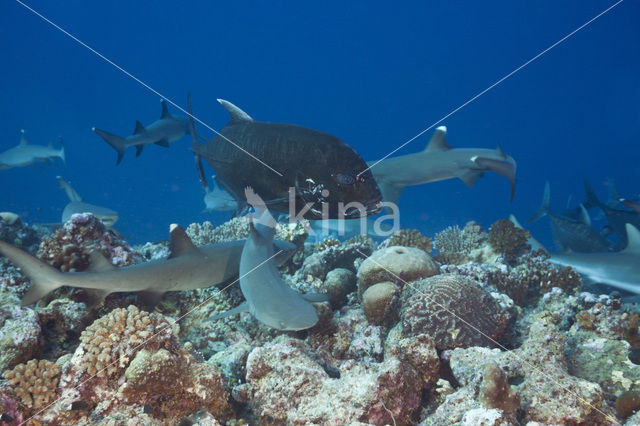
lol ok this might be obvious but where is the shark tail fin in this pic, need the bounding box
[583,178,601,209]
[0,241,65,305]
[93,127,127,165]
[57,137,66,165]
[529,181,551,223]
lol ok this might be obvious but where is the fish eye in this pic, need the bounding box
[335,173,356,185]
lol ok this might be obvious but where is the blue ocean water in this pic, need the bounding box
[1,1,638,246]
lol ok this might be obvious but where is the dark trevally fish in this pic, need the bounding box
[367,126,517,210]
[191,99,382,220]
[93,100,191,165]
[584,179,640,249]
[0,224,296,306]
[57,176,119,227]
[0,130,65,170]
[529,181,612,253]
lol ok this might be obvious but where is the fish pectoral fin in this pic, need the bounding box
[135,145,145,157]
[136,290,165,306]
[155,139,170,148]
[80,289,112,308]
[301,292,330,303]
[86,251,117,272]
[203,301,249,323]
[456,169,484,188]
[168,224,199,258]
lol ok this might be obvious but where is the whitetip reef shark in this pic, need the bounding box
[0,130,65,170]
[93,100,191,165]
[367,126,517,209]
[0,224,296,306]
[206,188,328,330]
[57,176,119,227]
[510,215,640,294]
[529,181,612,253]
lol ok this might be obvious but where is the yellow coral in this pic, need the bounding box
[316,237,341,252]
[387,229,432,254]
[3,359,60,409]
[78,305,177,378]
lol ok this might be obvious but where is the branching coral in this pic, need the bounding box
[3,359,60,409]
[186,217,308,247]
[433,222,486,264]
[386,229,432,254]
[488,219,530,261]
[315,237,341,252]
[75,305,176,378]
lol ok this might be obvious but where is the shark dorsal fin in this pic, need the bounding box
[578,204,591,227]
[19,130,28,145]
[217,99,253,122]
[424,126,451,151]
[57,176,83,202]
[160,100,172,119]
[168,224,198,258]
[496,144,507,159]
[623,224,640,254]
[134,120,146,135]
[87,251,117,272]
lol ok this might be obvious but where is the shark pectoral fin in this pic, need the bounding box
[623,224,640,254]
[81,289,112,308]
[86,251,117,272]
[378,181,404,206]
[424,126,451,151]
[301,292,330,303]
[135,145,145,157]
[155,139,170,148]
[203,301,248,322]
[134,120,146,135]
[136,290,165,307]
[457,169,484,188]
[168,224,198,258]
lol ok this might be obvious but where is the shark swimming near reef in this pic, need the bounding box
[190,99,382,220]
[529,181,612,253]
[367,126,517,209]
[510,215,640,294]
[93,100,191,165]
[0,225,296,306]
[206,188,328,330]
[57,176,119,227]
[0,130,65,170]
[204,175,238,212]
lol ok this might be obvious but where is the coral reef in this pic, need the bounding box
[478,360,520,413]
[357,246,439,297]
[362,281,401,326]
[0,213,46,254]
[37,213,140,272]
[401,274,510,350]
[0,306,41,373]
[488,219,530,261]
[186,217,308,247]
[315,236,341,252]
[433,222,487,265]
[3,359,60,409]
[322,267,356,307]
[385,228,432,253]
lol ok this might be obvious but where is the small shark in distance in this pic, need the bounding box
[583,179,640,250]
[57,176,119,227]
[206,188,328,330]
[93,100,191,165]
[367,126,517,209]
[529,181,613,253]
[510,215,640,294]
[0,224,296,306]
[204,175,238,212]
[0,130,65,170]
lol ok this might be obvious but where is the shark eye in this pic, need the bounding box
[335,173,355,185]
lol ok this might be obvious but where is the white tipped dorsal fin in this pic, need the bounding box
[19,130,28,145]
[160,99,172,119]
[424,126,451,151]
[217,99,253,122]
[169,224,198,258]
[623,224,640,254]
[87,251,117,272]
[578,204,591,227]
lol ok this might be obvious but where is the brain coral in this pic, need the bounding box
[401,274,509,350]
[3,359,60,409]
[75,305,176,378]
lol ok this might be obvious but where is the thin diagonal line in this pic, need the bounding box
[355,248,620,425]
[361,0,625,176]
[20,248,284,425]
[14,0,283,177]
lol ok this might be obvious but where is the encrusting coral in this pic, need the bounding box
[3,359,60,409]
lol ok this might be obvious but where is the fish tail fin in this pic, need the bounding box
[187,93,202,152]
[0,241,65,305]
[583,178,601,209]
[529,181,551,223]
[57,137,66,165]
[93,127,127,165]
